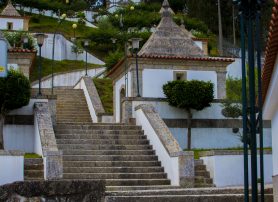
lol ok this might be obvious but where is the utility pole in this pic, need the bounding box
[233,5,236,45]
[217,0,223,56]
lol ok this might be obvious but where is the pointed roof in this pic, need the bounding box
[138,0,204,58]
[0,0,21,17]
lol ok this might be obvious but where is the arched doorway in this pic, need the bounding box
[120,87,126,123]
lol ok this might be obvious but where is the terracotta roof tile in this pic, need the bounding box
[262,0,278,104]
[8,48,37,53]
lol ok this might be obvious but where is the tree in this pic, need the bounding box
[163,80,214,149]
[0,70,31,149]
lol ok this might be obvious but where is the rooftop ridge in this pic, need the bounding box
[0,0,21,17]
[138,0,204,58]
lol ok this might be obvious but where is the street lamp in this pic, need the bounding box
[84,39,90,76]
[72,23,77,41]
[35,33,47,97]
[51,13,66,95]
[129,38,142,97]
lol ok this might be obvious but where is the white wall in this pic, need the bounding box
[227,58,242,78]
[15,6,96,27]
[142,69,218,98]
[201,154,273,187]
[37,33,104,65]
[0,155,24,185]
[4,125,34,153]
[170,128,272,150]
[32,68,105,88]
[131,101,226,120]
[0,18,24,30]
[272,111,278,175]
[193,41,203,50]
[264,55,278,120]
[135,108,180,186]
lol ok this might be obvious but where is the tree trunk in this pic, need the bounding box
[187,109,193,150]
[0,114,4,150]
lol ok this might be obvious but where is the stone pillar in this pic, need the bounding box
[217,71,227,99]
[130,67,143,97]
[121,99,132,124]
[274,175,278,202]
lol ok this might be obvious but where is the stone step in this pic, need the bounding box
[56,115,91,119]
[24,164,44,170]
[195,183,215,188]
[62,150,155,155]
[194,159,204,166]
[63,166,164,173]
[55,125,141,130]
[58,144,153,150]
[55,130,144,135]
[62,155,158,161]
[195,164,206,171]
[56,139,150,145]
[104,179,171,186]
[104,194,273,202]
[24,170,44,178]
[106,186,180,191]
[56,119,92,123]
[63,161,161,167]
[24,158,43,165]
[105,187,273,196]
[195,177,213,184]
[63,172,167,179]
[55,134,147,140]
[56,112,91,115]
[195,170,210,178]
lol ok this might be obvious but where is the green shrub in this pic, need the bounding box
[104,50,124,71]
[3,31,36,50]
[0,70,31,149]
[163,80,214,149]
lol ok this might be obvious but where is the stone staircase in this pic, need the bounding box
[54,123,171,187]
[194,159,215,187]
[56,89,92,123]
[24,158,44,181]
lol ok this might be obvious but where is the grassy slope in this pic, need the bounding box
[187,148,273,159]
[30,57,100,82]
[27,13,94,39]
[93,78,113,113]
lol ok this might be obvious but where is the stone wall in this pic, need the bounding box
[0,180,105,202]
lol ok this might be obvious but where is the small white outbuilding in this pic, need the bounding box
[0,0,30,31]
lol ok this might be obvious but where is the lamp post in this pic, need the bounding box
[234,0,266,201]
[72,23,77,41]
[84,39,90,76]
[51,13,66,95]
[217,0,223,56]
[129,38,142,97]
[35,33,47,97]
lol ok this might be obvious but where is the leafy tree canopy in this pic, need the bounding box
[163,80,214,111]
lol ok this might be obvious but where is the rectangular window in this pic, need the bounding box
[174,71,187,81]
[7,22,13,30]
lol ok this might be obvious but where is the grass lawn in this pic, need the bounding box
[187,147,272,159]
[93,78,113,113]
[27,13,94,39]
[30,57,101,82]
[24,153,41,158]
